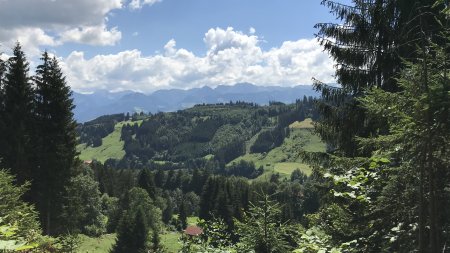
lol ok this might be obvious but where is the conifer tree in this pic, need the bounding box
[179,200,188,230]
[237,193,290,253]
[137,168,156,199]
[314,0,441,156]
[111,188,161,253]
[111,208,149,253]
[0,57,6,157]
[0,43,34,184]
[32,51,77,234]
[359,25,450,252]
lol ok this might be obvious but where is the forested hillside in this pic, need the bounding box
[77,98,318,168]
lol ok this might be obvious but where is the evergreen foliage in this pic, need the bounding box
[237,193,291,253]
[313,0,442,156]
[111,187,162,253]
[0,170,40,239]
[62,172,106,236]
[32,51,78,234]
[0,43,34,184]
[301,1,450,252]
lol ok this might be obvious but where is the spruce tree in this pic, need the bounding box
[111,188,161,253]
[0,43,34,184]
[137,168,156,199]
[32,52,77,234]
[179,200,187,230]
[111,208,149,253]
[314,0,441,156]
[0,57,6,158]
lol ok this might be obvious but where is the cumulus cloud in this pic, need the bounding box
[62,27,335,93]
[0,27,59,56]
[129,0,162,9]
[59,25,122,46]
[0,0,123,54]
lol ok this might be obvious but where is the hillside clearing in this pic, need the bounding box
[230,119,325,180]
[77,120,142,163]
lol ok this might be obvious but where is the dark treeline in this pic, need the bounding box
[251,97,317,153]
[77,113,127,147]
[0,44,77,235]
[88,160,318,240]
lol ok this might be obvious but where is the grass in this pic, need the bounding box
[77,232,183,253]
[274,162,312,176]
[289,118,314,129]
[161,232,182,253]
[77,234,116,253]
[187,216,199,226]
[160,216,198,252]
[230,119,326,180]
[77,120,142,163]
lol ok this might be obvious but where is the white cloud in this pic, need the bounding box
[0,27,59,56]
[60,25,122,46]
[249,27,256,34]
[62,27,335,93]
[0,0,122,28]
[0,0,123,55]
[129,0,162,9]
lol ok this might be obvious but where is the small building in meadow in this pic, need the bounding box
[184,225,203,237]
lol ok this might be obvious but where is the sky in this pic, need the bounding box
[0,0,348,94]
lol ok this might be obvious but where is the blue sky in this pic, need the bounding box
[0,0,348,93]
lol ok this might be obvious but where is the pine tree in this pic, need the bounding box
[137,168,156,199]
[0,43,34,184]
[306,2,450,251]
[32,52,78,234]
[0,57,6,160]
[179,200,187,230]
[111,188,161,253]
[111,208,149,253]
[314,0,441,156]
[237,193,290,253]
[359,26,450,251]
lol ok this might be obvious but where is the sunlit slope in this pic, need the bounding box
[77,120,142,163]
[230,118,325,180]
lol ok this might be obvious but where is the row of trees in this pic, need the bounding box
[0,43,77,235]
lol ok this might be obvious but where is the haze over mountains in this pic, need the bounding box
[72,83,318,122]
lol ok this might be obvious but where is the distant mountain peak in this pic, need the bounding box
[72,83,318,122]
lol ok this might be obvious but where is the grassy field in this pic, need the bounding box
[274,162,312,176]
[289,118,314,129]
[77,232,183,253]
[230,119,325,180]
[161,232,182,253]
[77,234,116,253]
[77,120,142,163]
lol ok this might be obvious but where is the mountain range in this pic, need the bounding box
[72,83,318,122]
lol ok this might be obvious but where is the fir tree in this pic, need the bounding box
[0,42,34,184]
[111,188,161,253]
[314,0,441,156]
[111,208,149,253]
[237,193,290,253]
[32,52,77,234]
[137,168,156,199]
[179,200,188,230]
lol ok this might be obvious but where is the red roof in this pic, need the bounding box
[184,225,203,236]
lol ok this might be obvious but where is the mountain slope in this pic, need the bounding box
[73,83,317,122]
